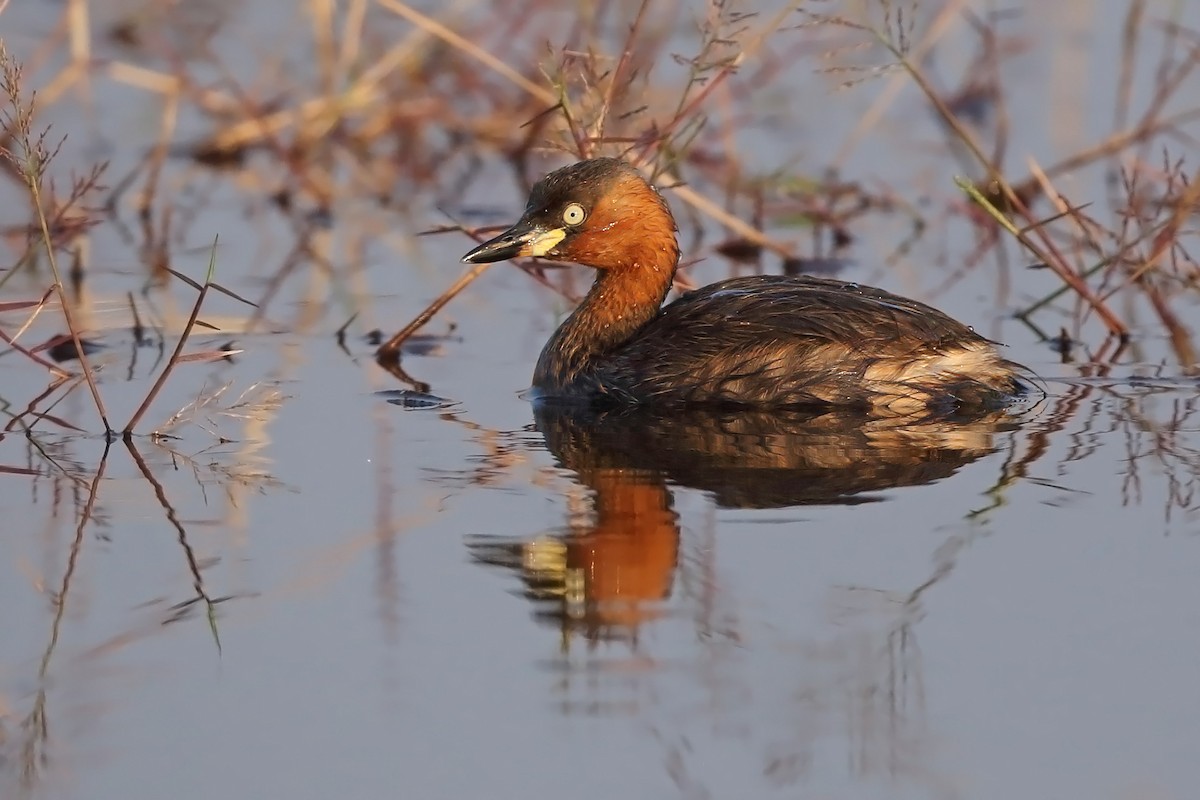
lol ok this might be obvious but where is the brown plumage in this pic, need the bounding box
[462,157,1034,412]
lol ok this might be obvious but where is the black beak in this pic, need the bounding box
[461,219,565,264]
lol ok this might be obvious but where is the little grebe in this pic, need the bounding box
[462,158,1032,411]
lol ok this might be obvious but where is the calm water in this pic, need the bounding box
[2,1,1199,798]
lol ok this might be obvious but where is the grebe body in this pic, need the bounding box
[462,158,1030,412]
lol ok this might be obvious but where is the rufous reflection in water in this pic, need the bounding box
[469,404,1021,647]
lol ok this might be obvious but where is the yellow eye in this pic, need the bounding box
[562,203,586,226]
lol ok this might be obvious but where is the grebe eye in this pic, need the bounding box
[561,203,586,226]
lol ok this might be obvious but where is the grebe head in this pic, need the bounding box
[462,158,679,272]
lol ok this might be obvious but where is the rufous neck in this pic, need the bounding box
[534,253,678,390]
[576,258,675,344]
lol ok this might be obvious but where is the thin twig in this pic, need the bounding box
[123,238,219,435]
[859,25,1129,337]
[377,260,494,359]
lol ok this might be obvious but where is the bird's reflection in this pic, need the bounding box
[469,404,1022,645]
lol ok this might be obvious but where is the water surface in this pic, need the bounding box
[2,1,1199,798]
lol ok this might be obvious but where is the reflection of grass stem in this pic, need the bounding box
[20,440,112,790]
[123,436,223,653]
[1,374,81,437]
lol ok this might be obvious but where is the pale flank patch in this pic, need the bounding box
[860,342,1011,410]
[863,342,1004,386]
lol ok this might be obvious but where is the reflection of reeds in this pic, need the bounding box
[470,401,1027,658]
[2,439,109,792]
[0,418,279,792]
[459,398,1057,789]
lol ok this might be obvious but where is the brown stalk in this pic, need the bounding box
[135,78,180,219]
[1,45,114,431]
[1141,279,1196,370]
[637,2,801,163]
[122,240,219,436]
[336,0,370,77]
[376,260,494,360]
[242,231,320,334]
[1115,0,1145,132]
[0,327,72,376]
[378,0,549,101]
[310,0,338,97]
[1122,170,1200,369]
[0,286,72,375]
[1007,26,1200,201]
[367,0,809,355]
[830,0,966,170]
[866,28,1129,337]
[380,0,796,256]
[593,0,653,147]
[1014,162,1182,319]
[172,8,438,154]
